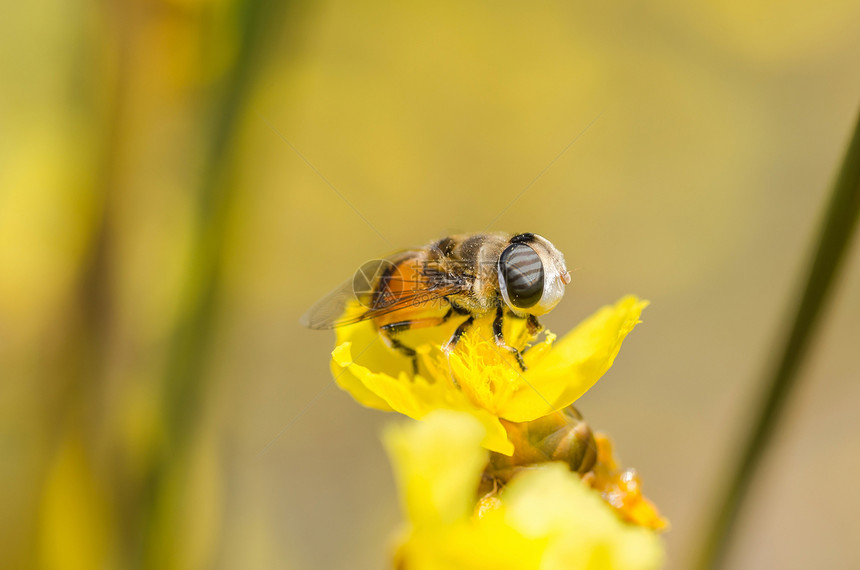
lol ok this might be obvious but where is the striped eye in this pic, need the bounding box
[498,243,544,310]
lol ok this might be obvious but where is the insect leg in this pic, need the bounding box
[493,306,527,371]
[433,308,472,389]
[382,337,419,374]
[442,315,475,354]
[379,309,455,374]
[526,314,542,335]
[519,314,545,355]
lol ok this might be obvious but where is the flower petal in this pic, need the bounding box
[503,464,664,570]
[328,296,647,454]
[395,526,543,570]
[386,414,664,570]
[334,341,514,454]
[384,411,488,526]
[501,296,649,422]
[387,413,545,570]
[330,342,393,410]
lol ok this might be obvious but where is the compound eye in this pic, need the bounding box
[498,244,544,309]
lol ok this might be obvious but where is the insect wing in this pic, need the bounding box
[300,252,466,329]
[299,256,398,329]
[299,280,359,330]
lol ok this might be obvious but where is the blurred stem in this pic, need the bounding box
[137,0,300,566]
[695,106,860,569]
[34,2,132,566]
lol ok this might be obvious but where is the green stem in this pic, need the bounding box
[136,1,301,566]
[695,106,860,569]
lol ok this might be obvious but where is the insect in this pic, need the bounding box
[301,232,571,372]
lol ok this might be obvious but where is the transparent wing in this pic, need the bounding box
[299,278,364,330]
[300,252,468,329]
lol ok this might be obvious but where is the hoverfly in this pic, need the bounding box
[301,232,571,372]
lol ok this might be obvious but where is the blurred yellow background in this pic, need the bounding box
[2,1,859,568]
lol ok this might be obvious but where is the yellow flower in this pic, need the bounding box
[332,295,648,454]
[583,434,669,532]
[489,407,669,532]
[384,411,664,570]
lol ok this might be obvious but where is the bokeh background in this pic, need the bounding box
[2,1,860,568]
